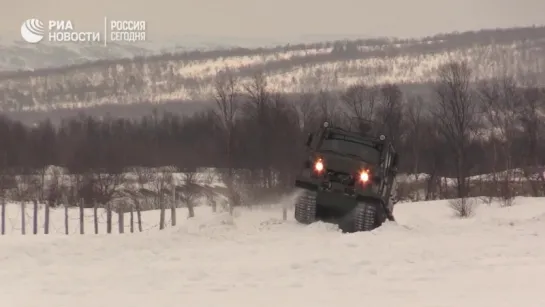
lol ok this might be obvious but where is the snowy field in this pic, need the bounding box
[1,197,545,307]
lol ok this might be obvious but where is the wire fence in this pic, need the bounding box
[0,198,180,235]
[0,198,290,236]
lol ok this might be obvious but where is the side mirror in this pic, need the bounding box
[305,133,313,147]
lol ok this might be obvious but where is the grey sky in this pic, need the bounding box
[2,0,545,44]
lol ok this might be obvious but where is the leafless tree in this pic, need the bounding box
[0,169,16,199]
[316,89,340,125]
[421,116,448,200]
[433,61,478,198]
[68,173,85,206]
[296,92,318,132]
[92,170,126,233]
[132,166,154,190]
[213,67,241,213]
[377,83,405,145]
[478,77,521,204]
[177,169,202,218]
[93,171,126,206]
[406,95,425,181]
[341,83,379,130]
[129,166,155,212]
[243,70,270,112]
[517,86,545,195]
[45,166,67,208]
[243,71,275,193]
[13,173,40,202]
[150,167,174,228]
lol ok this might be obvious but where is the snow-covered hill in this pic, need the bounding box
[1,26,545,112]
[0,38,273,72]
[1,197,545,307]
[0,34,332,72]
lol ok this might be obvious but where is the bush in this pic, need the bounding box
[449,198,476,218]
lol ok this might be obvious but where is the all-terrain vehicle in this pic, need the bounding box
[294,121,399,232]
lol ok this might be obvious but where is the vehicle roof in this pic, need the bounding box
[323,126,384,144]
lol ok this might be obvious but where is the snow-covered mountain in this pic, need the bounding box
[1,26,545,112]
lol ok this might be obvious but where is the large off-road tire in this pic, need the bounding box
[294,190,317,224]
[352,202,386,232]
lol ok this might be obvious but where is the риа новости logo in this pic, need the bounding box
[21,18,45,43]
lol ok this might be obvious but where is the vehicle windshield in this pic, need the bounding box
[318,137,380,164]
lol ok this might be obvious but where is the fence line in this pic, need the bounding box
[0,193,291,236]
[0,196,181,235]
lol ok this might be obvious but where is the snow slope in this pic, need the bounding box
[1,197,545,307]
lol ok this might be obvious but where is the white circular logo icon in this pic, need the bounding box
[21,18,44,43]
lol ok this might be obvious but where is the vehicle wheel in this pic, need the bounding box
[294,190,317,224]
[353,203,384,232]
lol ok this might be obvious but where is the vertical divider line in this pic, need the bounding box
[104,17,108,46]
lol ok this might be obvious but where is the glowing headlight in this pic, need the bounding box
[314,160,324,172]
[359,170,369,182]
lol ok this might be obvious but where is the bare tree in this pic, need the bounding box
[92,170,126,233]
[129,166,155,212]
[377,83,404,145]
[341,83,379,131]
[406,95,425,181]
[243,70,270,112]
[422,116,447,200]
[316,89,339,125]
[0,169,16,200]
[433,61,478,198]
[69,173,85,206]
[517,86,545,196]
[150,167,174,229]
[478,77,521,204]
[45,166,67,208]
[13,173,40,202]
[93,171,126,207]
[296,92,318,132]
[213,67,241,214]
[177,169,202,218]
[132,166,154,191]
[243,71,274,194]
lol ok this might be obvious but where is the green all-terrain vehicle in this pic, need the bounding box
[294,122,399,232]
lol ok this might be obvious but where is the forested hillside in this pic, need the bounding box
[1,26,544,114]
[0,61,544,207]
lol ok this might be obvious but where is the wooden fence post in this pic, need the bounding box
[32,200,38,234]
[118,202,124,234]
[64,198,69,235]
[44,200,50,235]
[1,198,5,235]
[21,202,26,235]
[93,201,98,234]
[130,206,134,233]
[136,200,143,232]
[106,202,112,234]
[171,187,176,226]
[79,198,84,234]
[159,192,165,230]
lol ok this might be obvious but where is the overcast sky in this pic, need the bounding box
[2,0,545,44]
